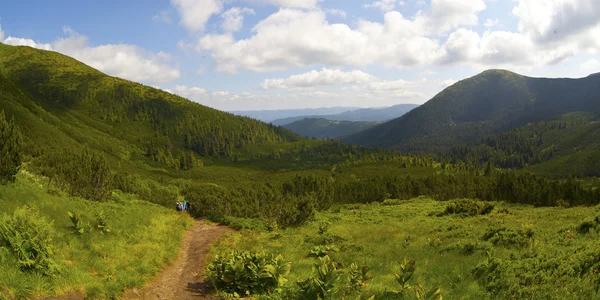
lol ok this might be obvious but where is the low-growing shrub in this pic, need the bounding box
[576,216,600,234]
[0,206,59,275]
[442,199,494,216]
[221,217,267,231]
[482,227,534,249]
[348,263,372,291]
[67,211,88,234]
[297,255,342,299]
[207,250,291,297]
[309,245,339,258]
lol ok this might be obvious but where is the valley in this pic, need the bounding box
[0,41,599,300]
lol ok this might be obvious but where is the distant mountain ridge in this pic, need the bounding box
[272,104,419,126]
[230,107,360,122]
[344,69,600,149]
[282,118,379,139]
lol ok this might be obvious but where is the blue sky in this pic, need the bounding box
[1,0,599,110]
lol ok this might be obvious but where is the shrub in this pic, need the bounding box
[443,199,494,216]
[221,217,266,231]
[297,255,342,299]
[348,263,372,291]
[482,227,534,249]
[576,216,600,234]
[0,206,59,275]
[309,245,339,258]
[67,211,88,234]
[207,250,291,297]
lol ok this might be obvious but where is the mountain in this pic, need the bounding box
[271,104,419,126]
[344,70,600,150]
[0,43,299,167]
[282,118,378,139]
[344,69,600,177]
[230,106,360,122]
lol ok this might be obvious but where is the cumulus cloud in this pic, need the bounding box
[198,9,442,73]
[174,85,207,98]
[171,0,223,32]
[261,68,377,89]
[221,7,255,33]
[425,0,486,34]
[3,36,53,50]
[3,27,180,84]
[513,0,600,46]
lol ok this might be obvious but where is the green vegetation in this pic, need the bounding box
[209,198,600,299]
[283,118,377,139]
[0,109,22,183]
[0,172,192,299]
[344,70,600,178]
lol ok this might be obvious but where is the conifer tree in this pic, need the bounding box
[0,110,22,183]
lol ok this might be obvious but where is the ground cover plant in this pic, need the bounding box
[208,198,600,299]
[0,171,193,299]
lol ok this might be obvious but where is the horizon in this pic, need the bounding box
[1,0,598,110]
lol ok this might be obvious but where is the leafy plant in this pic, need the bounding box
[207,250,291,297]
[297,255,342,299]
[348,263,372,291]
[67,211,87,234]
[309,245,339,258]
[95,211,111,233]
[0,206,59,275]
[394,258,443,299]
[482,227,534,249]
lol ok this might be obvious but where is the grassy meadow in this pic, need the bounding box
[209,198,600,299]
[0,171,193,299]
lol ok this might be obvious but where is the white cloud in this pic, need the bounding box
[3,27,180,84]
[174,85,207,98]
[221,7,255,33]
[425,0,486,34]
[0,25,4,41]
[3,36,53,50]
[581,59,600,70]
[513,0,600,46]
[198,9,441,73]
[261,68,377,89]
[152,11,172,24]
[364,0,397,12]
[438,28,481,64]
[171,0,223,32]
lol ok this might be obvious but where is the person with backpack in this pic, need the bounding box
[176,202,182,212]
[183,200,188,211]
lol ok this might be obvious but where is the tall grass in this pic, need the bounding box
[0,171,193,299]
[209,198,600,299]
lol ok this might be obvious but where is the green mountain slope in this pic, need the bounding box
[282,118,378,139]
[344,70,600,150]
[0,43,299,164]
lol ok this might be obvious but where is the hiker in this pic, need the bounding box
[176,201,182,212]
[183,200,188,211]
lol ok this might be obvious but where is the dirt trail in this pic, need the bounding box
[124,221,232,300]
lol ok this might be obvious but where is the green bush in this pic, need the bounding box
[482,227,534,249]
[0,206,59,275]
[576,216,600,234]
[221,217,266,231]
[309,245,339,258]
[297,255,342,299]
[207,250,291,297]
[443,199,494,216]
[0,109,22,184]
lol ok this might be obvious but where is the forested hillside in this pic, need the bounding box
[282,118,377,139]
[344,70,600,177]
[0,43,299,164]
[345,70,600,149]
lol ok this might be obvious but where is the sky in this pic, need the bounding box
[0,0,599,111]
